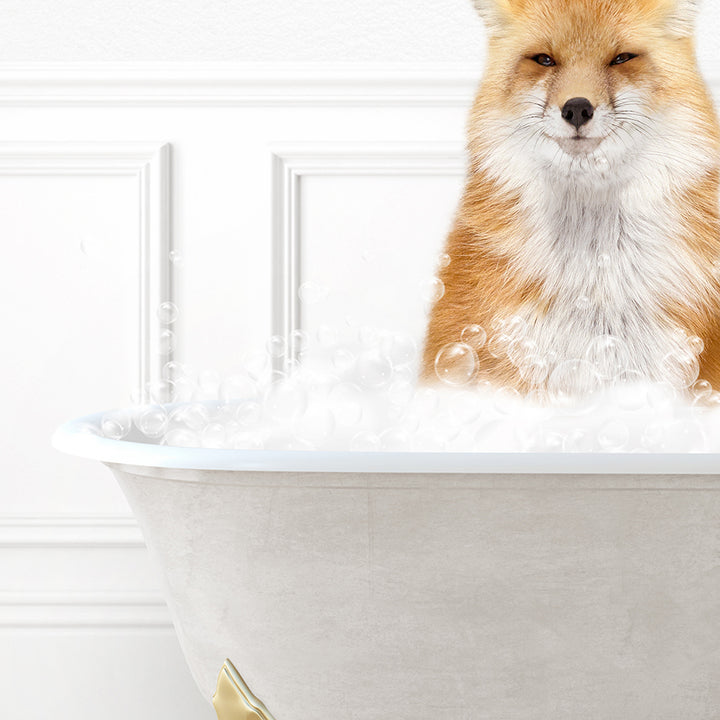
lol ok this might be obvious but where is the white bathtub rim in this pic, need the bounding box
[52,410,720,475]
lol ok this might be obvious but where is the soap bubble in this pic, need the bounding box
[77,422,102,437]
[298,281,329,304]
[598,421,629,451]
[359,326,380,347]
[661,349,700,389]
[388,378,415,407]
[230,431,264,450]
[434,343,478,386]
[575,296,591,310]
[171,377,195,403]
[351,431,381,451]
[380,427,412,451]
[162,428,200,448]
[170,403,209,431]
[687,335,705,356]
[201,422,226,448]
[446,390,484,425]
[487,334,511,359]
[294,406,335,445]
[101,410,132,440]
[524,428,564,452]
[422,277,445,304]
[548,359,601,406]
[135,405,169,438]
[706,392,720,408]
[504,316,527,339]
[380,333,416,368]
[666,419,705,452]
[332,348,356,375]
[494,386,521,415]
[563,428,594,453]
[647,381,677,409]
[266,335,286,359]
[357,349,393,389]
[147,379,175,404]
[162,361,193,382]
[330,382,364,426]
[157,302,178,325]
[691,379,713,402]
[157,329,175,356]
[169,249,184,267]
[219,374,258,404]
[438,253,451,269]
[196,370,221,401]
[412,386,440,417]
[290,329,309,355]
[461,324,487,351]
[233,400,263,427]
[316,325,337,348]
[241,350,270,382]
[519,355,550,387]
[585,335,631,381]
[508,338,537,367]
[615,371,647,411]
[641,423,666,450]
[80,234,108,259]
[264,378,309,421]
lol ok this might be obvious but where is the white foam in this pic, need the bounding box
[96,323,720,453]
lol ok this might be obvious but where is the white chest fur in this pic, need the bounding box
[511,177,704,383]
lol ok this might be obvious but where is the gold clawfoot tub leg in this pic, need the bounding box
[212,659,277,720]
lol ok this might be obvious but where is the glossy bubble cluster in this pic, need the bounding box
[93,317,720,453]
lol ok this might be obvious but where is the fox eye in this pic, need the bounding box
[532,54,556,67]
[610,53,638,66]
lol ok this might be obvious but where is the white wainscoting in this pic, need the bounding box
[270,142,465,363]
[0,65,718,719]
[0,141,173,400]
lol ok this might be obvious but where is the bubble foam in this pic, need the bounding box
[95,320,720,454]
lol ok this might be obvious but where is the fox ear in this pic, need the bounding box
[664,0,700,37]
[471,0,513,32]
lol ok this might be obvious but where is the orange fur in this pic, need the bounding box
[422,0,720,394]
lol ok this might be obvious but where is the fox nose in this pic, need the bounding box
[562,97,594,130]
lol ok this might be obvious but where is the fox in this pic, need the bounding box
[421,0,720,396]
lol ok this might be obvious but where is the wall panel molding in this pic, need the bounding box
[0,592,170,629]
[0,64,717,108]
[0,63,482,107]
[0,515,171,629]
[0,514,142,548]
[270,143,464,363]
[0,142,172,401]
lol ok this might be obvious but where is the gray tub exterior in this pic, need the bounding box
[53,414,720,718]
[111,462,720,719]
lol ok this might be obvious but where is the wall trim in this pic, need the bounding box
[0,515,171,629]
[0,62,482,107]
[0,514,142,548]
[0,592,171,629]
[270,142,465,365]
[0,63,717,108]
[0,142,173,401]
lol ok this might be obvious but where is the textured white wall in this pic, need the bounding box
[1,0,719,78]
[1,1,719,719]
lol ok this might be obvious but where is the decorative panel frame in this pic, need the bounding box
[270,142,465,363]
[0,142,172,402]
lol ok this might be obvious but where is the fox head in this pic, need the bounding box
[468,0,719,188]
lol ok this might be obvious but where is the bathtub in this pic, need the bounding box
[53,410,720,719]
